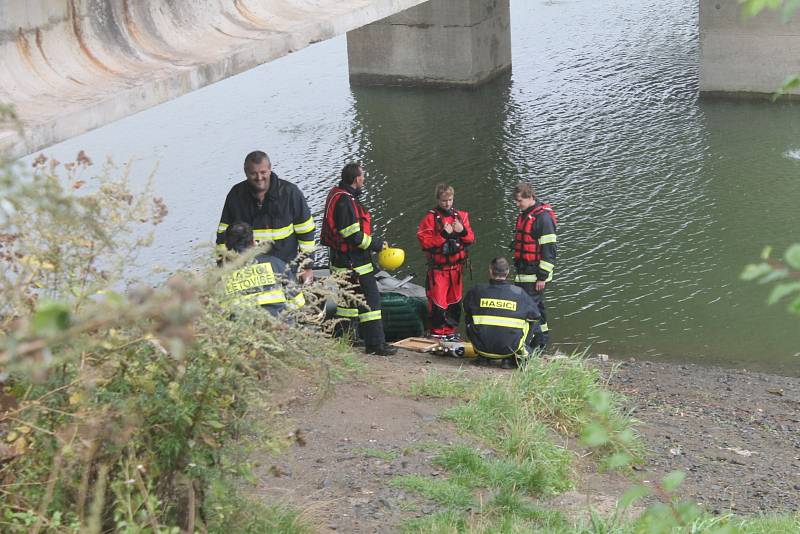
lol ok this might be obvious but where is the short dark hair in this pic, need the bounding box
[244,151,271,170]
[489,257,510,279]
[513,182,535,199]
[341,163,364,185]
[224,222,254,253]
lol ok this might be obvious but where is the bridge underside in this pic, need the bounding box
[0,0,430,160]
[2,1,798,160]
[347,0,511,87]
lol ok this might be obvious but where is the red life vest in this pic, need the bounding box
[424,209,469,267]
[321,187,372,254]
[512,203,557,264]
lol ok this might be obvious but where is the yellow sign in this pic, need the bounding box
[479,298,517,311]
[225,263,276,294]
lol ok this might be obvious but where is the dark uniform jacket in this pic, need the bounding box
[514,201,557,283]
[216,174,316,266]
[329,182,383,274]
[464,279,540,358]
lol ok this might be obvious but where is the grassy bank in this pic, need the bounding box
[398,355,800,533]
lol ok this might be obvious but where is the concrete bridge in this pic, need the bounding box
[0,0,797,161]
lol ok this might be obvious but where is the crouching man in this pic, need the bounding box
[222,222,305,315]
[463,257,540,369]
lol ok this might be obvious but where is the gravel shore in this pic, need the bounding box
[600,358,800,514]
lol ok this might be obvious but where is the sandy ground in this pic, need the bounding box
[252,350,800,532]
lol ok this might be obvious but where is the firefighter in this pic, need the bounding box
[511,182,558,350]
[416,183,475,340]
[321,163,397,356]
[222,222,305,315]
[216,151,316,282]
[463,257,540,369]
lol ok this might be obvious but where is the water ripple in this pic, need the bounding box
[38,0,800,374]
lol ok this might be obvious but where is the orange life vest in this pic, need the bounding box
[321,187,372,254]
[512,203,557,264]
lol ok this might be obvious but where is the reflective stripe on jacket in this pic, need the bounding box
[222,254,304,316]
[463,280,540,358]
[322,182,383,275]
[512,202,558,282]
[321,186,373,253]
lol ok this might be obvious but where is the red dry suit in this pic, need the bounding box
[416,207,475,336]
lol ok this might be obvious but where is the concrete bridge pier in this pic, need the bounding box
[346,0,511,87]
[700,0,800,98]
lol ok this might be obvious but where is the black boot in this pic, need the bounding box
[500,357,518,370]
[366,344,397,356]
[473,356,490,367]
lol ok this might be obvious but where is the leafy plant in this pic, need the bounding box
[0,152,352,532]
[741,245,800,316]
[738,0,800,21]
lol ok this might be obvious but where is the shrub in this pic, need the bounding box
[0,153,343,532]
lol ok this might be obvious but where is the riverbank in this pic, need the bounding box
[600,358,800,515]
[251,349,799,532]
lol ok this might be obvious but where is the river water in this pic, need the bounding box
[37,0,800,375]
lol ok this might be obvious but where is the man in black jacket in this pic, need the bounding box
[216,151,316,282]
[321,163,396,356]
[464,257,540,369]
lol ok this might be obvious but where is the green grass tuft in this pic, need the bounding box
[732,513,800,533]
[400,510,467,533]
[516,357,642,461]
[206,477,314,534]
[337,350,366,374]
[408,370,476,399]
[442,393,574,495]
[433,445,565,497]
[391,474,475,508]
[683,512,800,534]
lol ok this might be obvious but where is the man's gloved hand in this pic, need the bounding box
[441,239,461,256]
